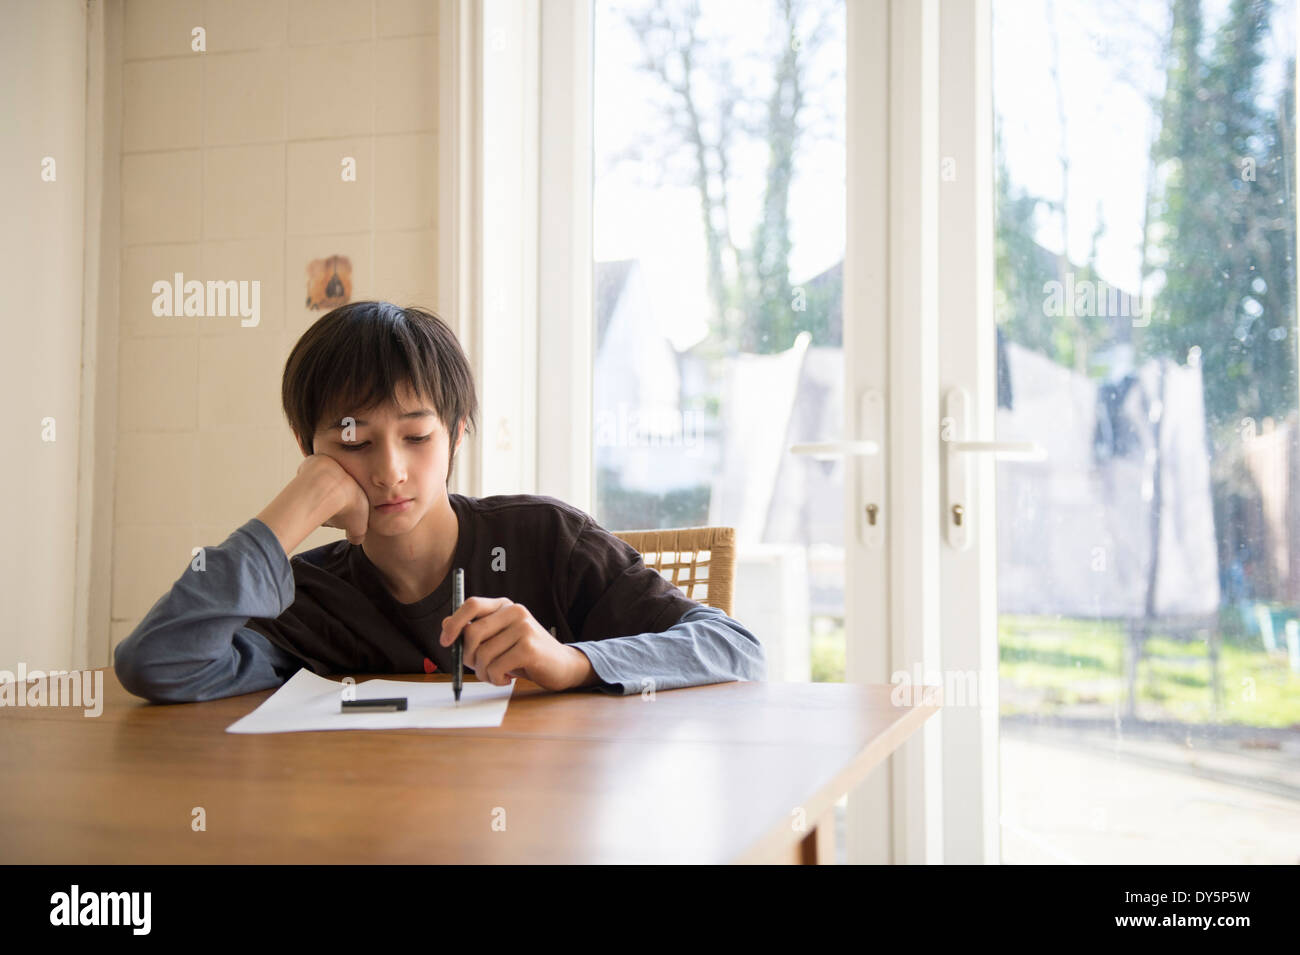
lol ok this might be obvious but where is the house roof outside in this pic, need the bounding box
[595,258,637,350]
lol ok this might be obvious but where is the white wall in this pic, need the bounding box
[0,0,89,671]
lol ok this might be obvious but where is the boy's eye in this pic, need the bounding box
[340,435,432,451]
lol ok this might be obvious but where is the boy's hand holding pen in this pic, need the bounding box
[439,587,598,693]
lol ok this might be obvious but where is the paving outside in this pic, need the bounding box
[830,718,1300,864]
[999,719,1300,864]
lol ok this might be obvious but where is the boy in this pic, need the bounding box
[113,301,766,702]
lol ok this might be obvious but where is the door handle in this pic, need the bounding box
[789,389,884,548]
[943,387,1047,550]
[788,440,879,456]
[948,440,1045,458]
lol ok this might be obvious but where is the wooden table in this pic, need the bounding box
[0,669,939,864]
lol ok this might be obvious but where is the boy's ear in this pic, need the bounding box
[453,418,466,453]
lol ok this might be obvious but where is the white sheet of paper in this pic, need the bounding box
[225,668,514,734]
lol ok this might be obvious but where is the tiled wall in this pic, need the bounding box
[1,0,89,670]
[111,0,440,657]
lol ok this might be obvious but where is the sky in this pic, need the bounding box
[593,0,846,350]
[592,0,1297,351]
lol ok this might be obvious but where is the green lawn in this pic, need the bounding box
[810,614,1300,728]
[999,615,1300,728]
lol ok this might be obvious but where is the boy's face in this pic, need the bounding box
[304,383,464,533]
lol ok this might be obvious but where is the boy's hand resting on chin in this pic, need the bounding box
[298,453,370,546]
[439,597,597,691]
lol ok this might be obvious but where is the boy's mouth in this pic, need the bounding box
[376,498,413,512]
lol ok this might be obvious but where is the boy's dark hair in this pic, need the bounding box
[282,301,478,483]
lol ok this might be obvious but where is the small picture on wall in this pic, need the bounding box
[305,255,352,310]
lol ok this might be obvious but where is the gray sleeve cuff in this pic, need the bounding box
[566,604,766,696]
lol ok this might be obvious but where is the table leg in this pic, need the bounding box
[798,806,836,864]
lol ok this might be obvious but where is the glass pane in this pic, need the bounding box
[592,0,848,688]
[994,0,1300,863]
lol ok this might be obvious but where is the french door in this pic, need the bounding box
[573,0,975,864]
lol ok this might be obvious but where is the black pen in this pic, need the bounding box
[452,567,464,703]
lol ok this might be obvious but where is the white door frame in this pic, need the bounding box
[439,0,484,497]
[936,0,1000,864]
[439,0,542,499]
[536,0,594,513]
[844,0,946,866]
[844,0,907,865]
